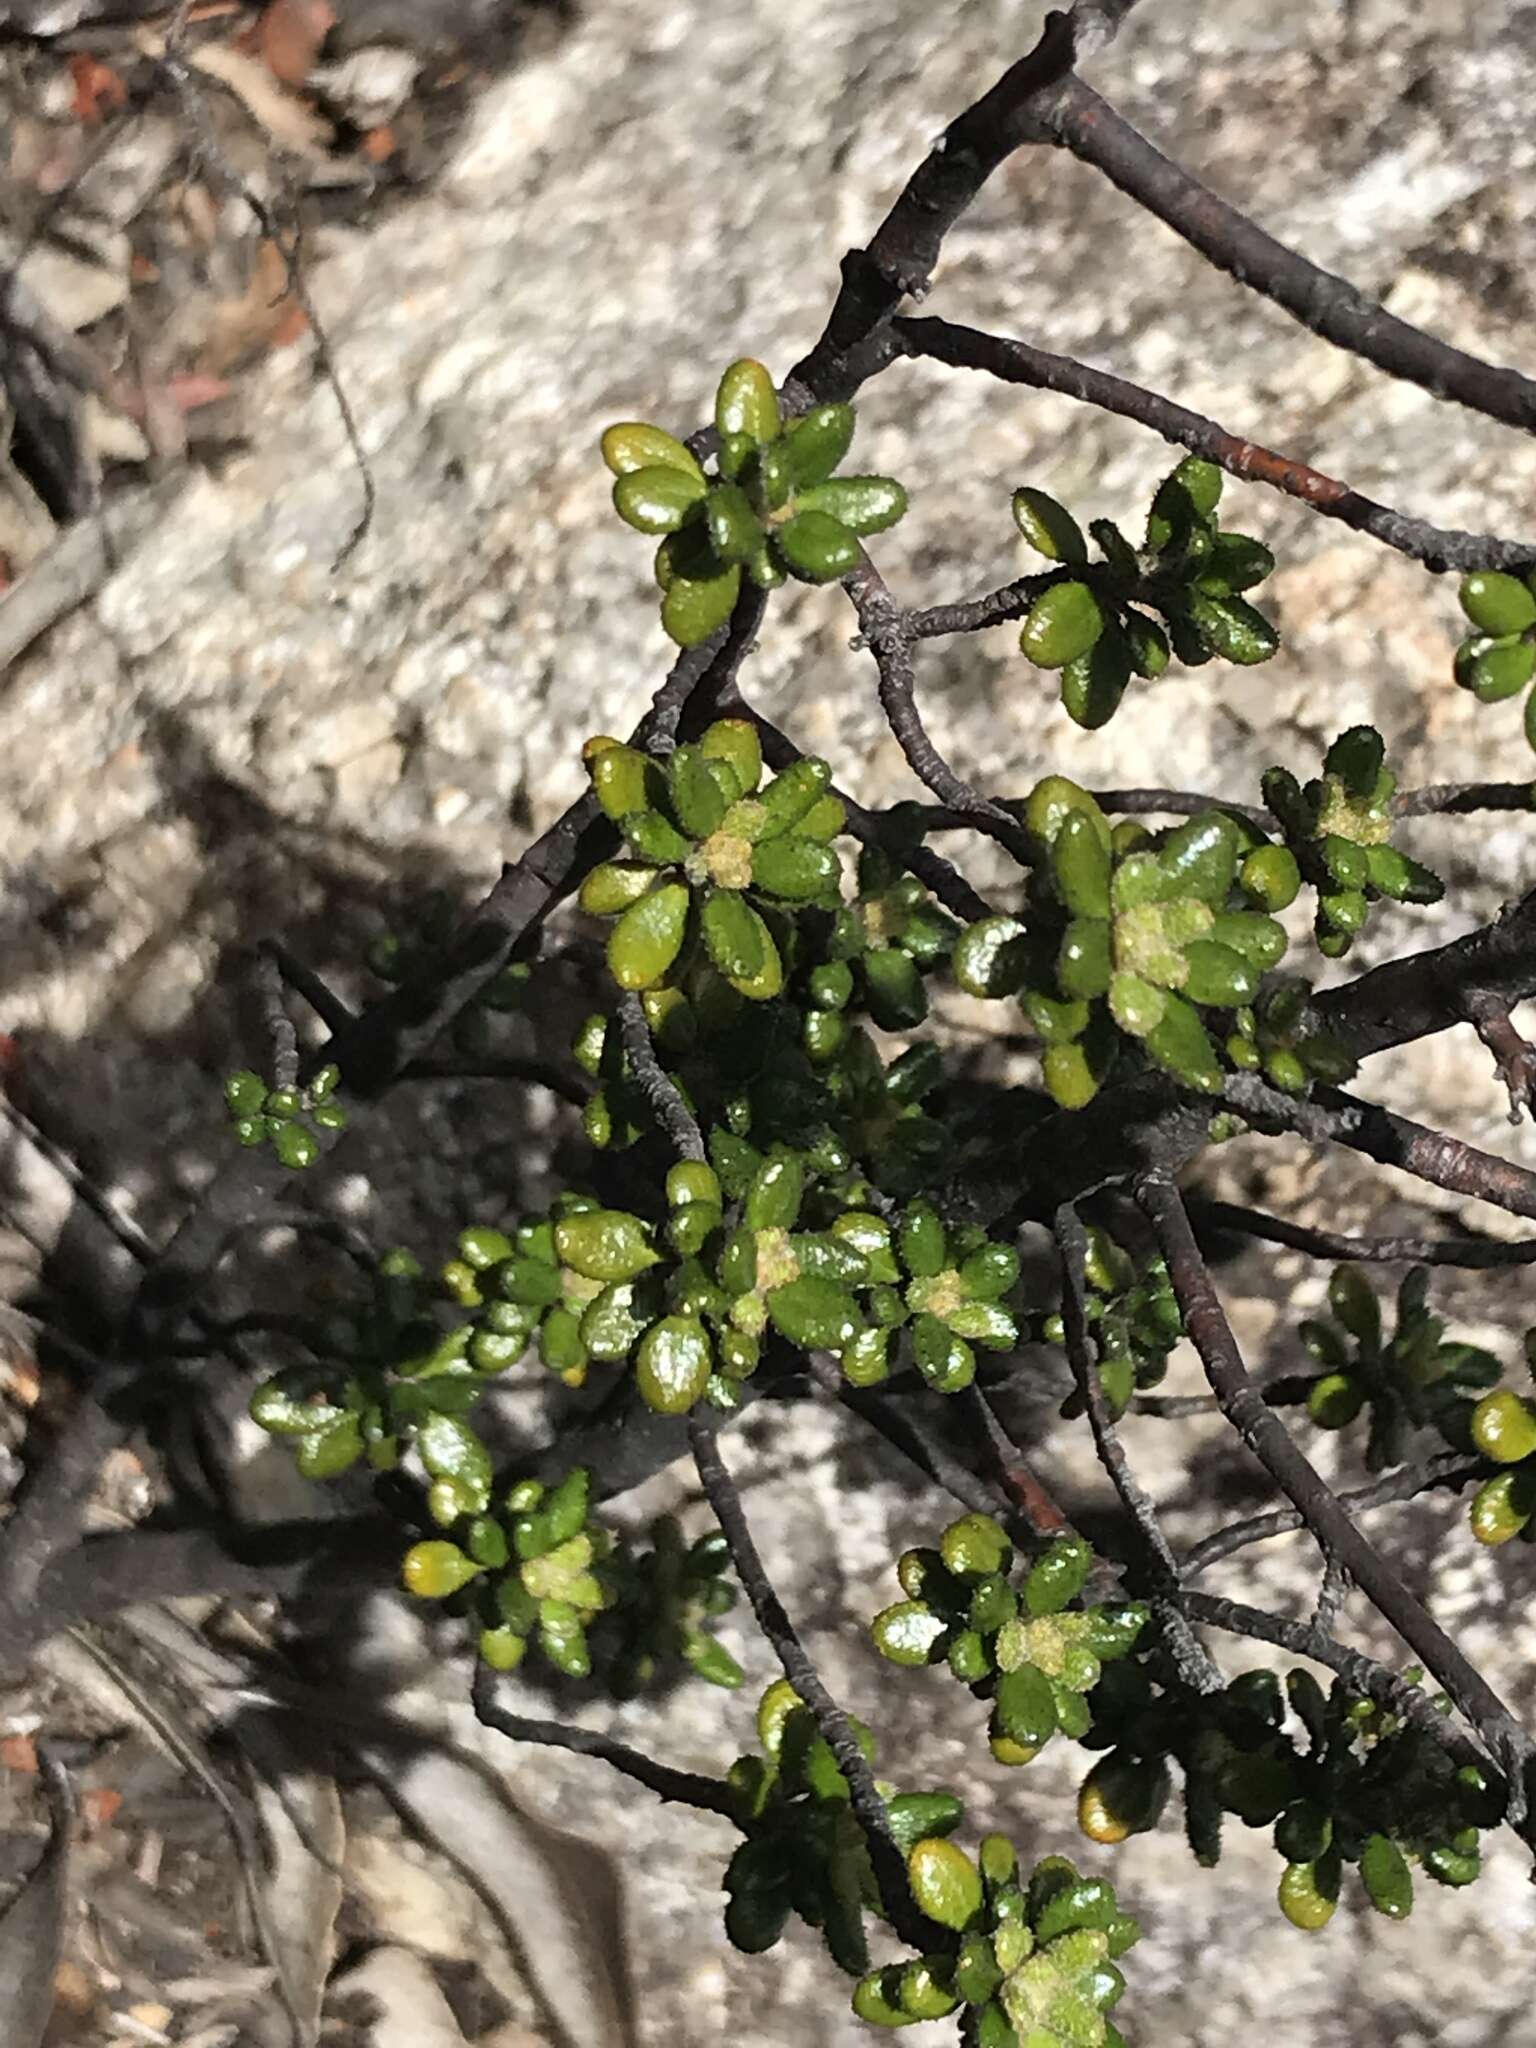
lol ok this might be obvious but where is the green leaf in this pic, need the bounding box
[1020,581,1105,669]
[613,465,707,534]
[952,915,1028,998]
[863,947,929,1029]
[600,422,703,482]
[1143,992,1224,1092]
[668,743,729,838]
[1060,625,1134,729]
[578,860,663,917]
[554,1209,659,1282]
[635,1315,714,1414]
[745,1151,805,1230]
[1457,633,1536,703]
[704,481,762,566]
[715,358,781,447]
[418,1414,493,1511]
[1188,592,1278,665]
[1024,1535,1094,1616]
[1052,810,1113,918]
[784,403,856,488]
[871,1599,948,1666]
[775,509,861,583]
[402,1541,481,1599]
[1365,844,1443,903]
[1460,570,1536,636]
[911,1314,975,1392]
[701,889,765,980]
[1012,486,1087,563]
[1200,531,1275,593]
[756,757,832,837]
[908,1839,983,1932]
[700,717,762,795]
[606,882,690,991]
[1359,1834,1414,1919]
[993,1666,1059,1750]
[660,563,742,648]
[1158,812,1241,904]
[1057,917,1112,1000]
[1240,844,1301,911]
[750,836,840,902]
[766,1276,862,1350]
[1323,722,1386,794]
[797,476,908,536]
[1181,938,1259,1007]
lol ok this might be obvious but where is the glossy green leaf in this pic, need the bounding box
[600,421,703,482]
[1060,626,1134,729]
[715,358,780,447]
[909,1838,983,1932]
[700,717,762,795]
[635,1315,713,1414]
[776,509,861,583]
[1012,486,1087,563]
[1460,570,1536,636]
[613,465,707,534]
[751,835,840,901]
[704,481,762,566]
[784,403,856,488]
[798,475,908,536]
[1052,810,1112,918]
[607,881,690,990]
[766,1275,862,1350]
[660,562,742,647]
[1020,580,1105,669]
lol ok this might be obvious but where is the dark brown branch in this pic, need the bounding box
[1138,1175,1533,1816]
[262,942,357,1038]
[616,994,706,1161]
[895,316,1535,574]
[844,556,1033,867]
[1394,783,1536,819]
[1181,1451,1490,1578]
[791,6,1138,400]
[471,1664,740,1820]
[1181,1591,1498,1783]
[1055,1203,1221,1689]
[1189,1196,1536,1270]
[1313,889,1536,1063]
[688,1414,929,1949]
[1465,995,1536,1126]
[1039,75,1536,442]
[253,947,300,1093]
[1306,1085,1536,1225]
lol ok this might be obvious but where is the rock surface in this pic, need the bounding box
[3,1,1536,2044]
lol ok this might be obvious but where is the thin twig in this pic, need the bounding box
[616,994,705,1161]
[1181,1450,1489,1578]
[895,317,1535,574]
[687,1414,929,1949]
[1180,1591,1498,1784]
[1138,1174,1533,1819]
[1038,74,1536,441]
[254,948,299,1094]
[1189,1196,1536,1269]
[844,555,1033,866]
[1055,1202,1221,1689]
[471,1664,739,1820]
[262,942,356,1038]
[1313,889,1536,1063]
